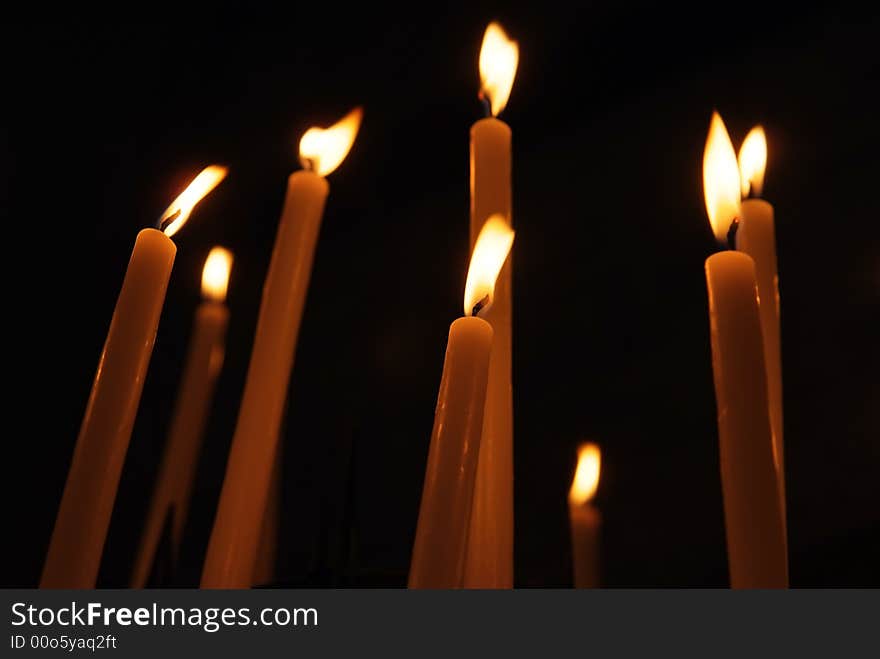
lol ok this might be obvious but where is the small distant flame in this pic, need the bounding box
[738,125,767,198]
[569,443,601,506]
[702,112,741,243]
[299,107,363,177]
[463,215,514,316]
[479,22,519,117]
[158,165,228,238]
[201,246,233,303]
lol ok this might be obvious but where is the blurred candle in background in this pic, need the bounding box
[201,108,362,588]
[464,21,518,589]
[568,443,601,588]
[703,113,787,588]
[409,216,514,589]
[131,246,233,588]
[41,166,227,589]
[736,126,786,525]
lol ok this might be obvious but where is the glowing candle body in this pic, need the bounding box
[706,250,788,588]
[569,504,600,588]
[736,199,785,517]
[202,171,328,588]
[42,228,175,588]
[463,116,514,589]
[131,299,229,588]
[409,316,493,589]
[568,443,601,588]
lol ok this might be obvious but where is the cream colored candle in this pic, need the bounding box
[568,443,601,588]
[131,247,233,588]
[41,166,227,589]
[409,217,514,589]
[201,108,362,589]
[464,21,518,590]
[703,114,787,588]
[736,126,785,520]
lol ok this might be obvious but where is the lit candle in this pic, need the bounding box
[464,21,519,589]
[736,126,786,522]
[131,247,233,588]
[409,216,514,589]
[702,113,787,588]
[568,443,601,588]
[41,166,227,588]
[201,108,362,588]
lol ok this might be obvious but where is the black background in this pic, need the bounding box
[3,2,878,588]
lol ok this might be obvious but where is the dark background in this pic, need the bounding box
[3,2,878,588]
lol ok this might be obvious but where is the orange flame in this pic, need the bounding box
[464,215,514,316]
[479,22,519,116]
[569,443,601,505]
[702,112,741,242]
[738,125,767,198]
[201,247,233,303]
[158,165,228,238]
[299,107,363,177]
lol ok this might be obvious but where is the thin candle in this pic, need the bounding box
[464,21,519,589]
[42,166,227,588]
[736,126,786,525]
[568,443,601,588]
[702,113,787,588]
[201,108,362,588]
[409,215,514,589]
[131,247,233,588]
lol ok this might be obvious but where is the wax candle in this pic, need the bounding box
[736,126,786,521]
[464,21,519,590]
[131,247,233,588]
[409,216,514,589]
[568,443,601,588]
[41,166,227,589]
[703,113,787,588]
[201,108,362,588]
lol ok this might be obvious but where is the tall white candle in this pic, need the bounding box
[131,247,232,588]
[41,166,226,589]
[464,21,519,590]
[410,217,514,589]
[703,113,787,588]
[568,443,601,588]
[201,109,361,589]
[736,126,786,525]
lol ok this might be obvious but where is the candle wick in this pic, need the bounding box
[158,209,181,233]
[478,91,492,118]
[471,294,490,317]
[299,156,316,173]
[726,217,740,250]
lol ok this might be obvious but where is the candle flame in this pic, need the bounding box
[201,246,233,303]
[158,165,228,238]
[569,443,601,505]
[479,22,519,117]
[738,125,767,198]
[702,112,741,242]
[299,107,363,177]
[464,215,514,316]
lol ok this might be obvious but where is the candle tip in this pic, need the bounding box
[726,217,740,251]
[463,215,514,316]
[158,209,181,233]
[298,107,363,177]
[157,165,228,238]
[478,22,519,117]
[471,294,490,317]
